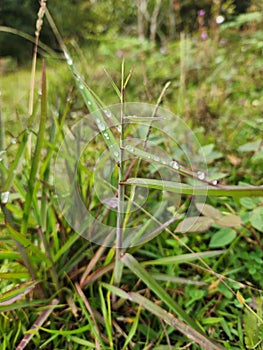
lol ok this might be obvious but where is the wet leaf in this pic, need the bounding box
[175,216,214,233]
[215,214,242,228]
[209,228,236,248]
[195,203,221,220]
[244,309,262,349]
[238,140,261,152]
[250,206,263,232]
[240,197,260,210]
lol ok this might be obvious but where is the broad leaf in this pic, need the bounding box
[216,215,242,228]
[175,216,214,233]
[195,203,221,220]
[250,206,263,232]
[209,228,236,248]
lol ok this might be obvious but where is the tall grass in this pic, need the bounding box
[0,3,263,349]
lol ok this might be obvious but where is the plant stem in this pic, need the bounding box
[114,58,126,285]
[0,100,5,186]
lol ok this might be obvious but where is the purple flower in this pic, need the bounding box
[116,50,123,58]
[160,47,167,55]
[201,32,208,40]
[198,9,205,17]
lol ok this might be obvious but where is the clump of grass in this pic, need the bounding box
[0,3,263,350]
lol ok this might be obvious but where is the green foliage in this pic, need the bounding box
[1,5,263,349]
[0,0,256,64]
[0,0,37,61]
[244,298,263,349]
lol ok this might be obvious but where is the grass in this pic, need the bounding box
[0,9,263,350]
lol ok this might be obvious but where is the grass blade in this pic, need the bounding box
[0,281,39,306]
[121,253,202,333]
[45,7,120,161]
[75,283,104,349]
[0,103,6,184]
[102,283,224,350]
[1,129,29,193]
[121,304,141,350]
[123,178,263,197]
[21,60,48,234]
[141,250,225,266]
[16,298,59,350]
[124,145,203,181]
[6,224,52,267]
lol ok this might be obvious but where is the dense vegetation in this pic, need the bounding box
[0,1,263,349]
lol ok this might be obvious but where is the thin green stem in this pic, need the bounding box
[114,58,126,285]
[21,60,47,235]
[0,100,5,186]
[123,82,170,229]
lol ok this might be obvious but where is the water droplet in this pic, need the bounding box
[87,101,92,105]
[114,151,119,158]
[117,126,121,133]
[212,180,218,185]
[1,191,10,204]
[97,119,106,132]
[126,145,134,152]
[38,89,42,96]
[153,156,160,162]
[103,132,110,140]
[197,171,205,180]
[65,52,73,65]
[170,161,180,170]
[103,109,112,118]
[79,84,84,90]
[11,138,17,144]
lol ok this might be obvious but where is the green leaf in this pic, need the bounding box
[238,140,261,152]
[70,337,96,347]
[121,253,203,333]
[244,309,262,349]
[251,149,263,163]
[124,145,200,180]
[142,250,225,266]
[195,203,221,220]
[123,178,263,197]
[215,215,242,228]
[63,50,120,161]
[0,250,21,260]
[102,283,224,350]
[199,144,222,164]
[0,272,30,279]
[0,281,39,306]
[240,197,260,210]
[209,228,236,248]
[175,216,214,233]
[7,224,52,267]
[21,61,48,235]
[40,324,90,335]
[250,206,263,232]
